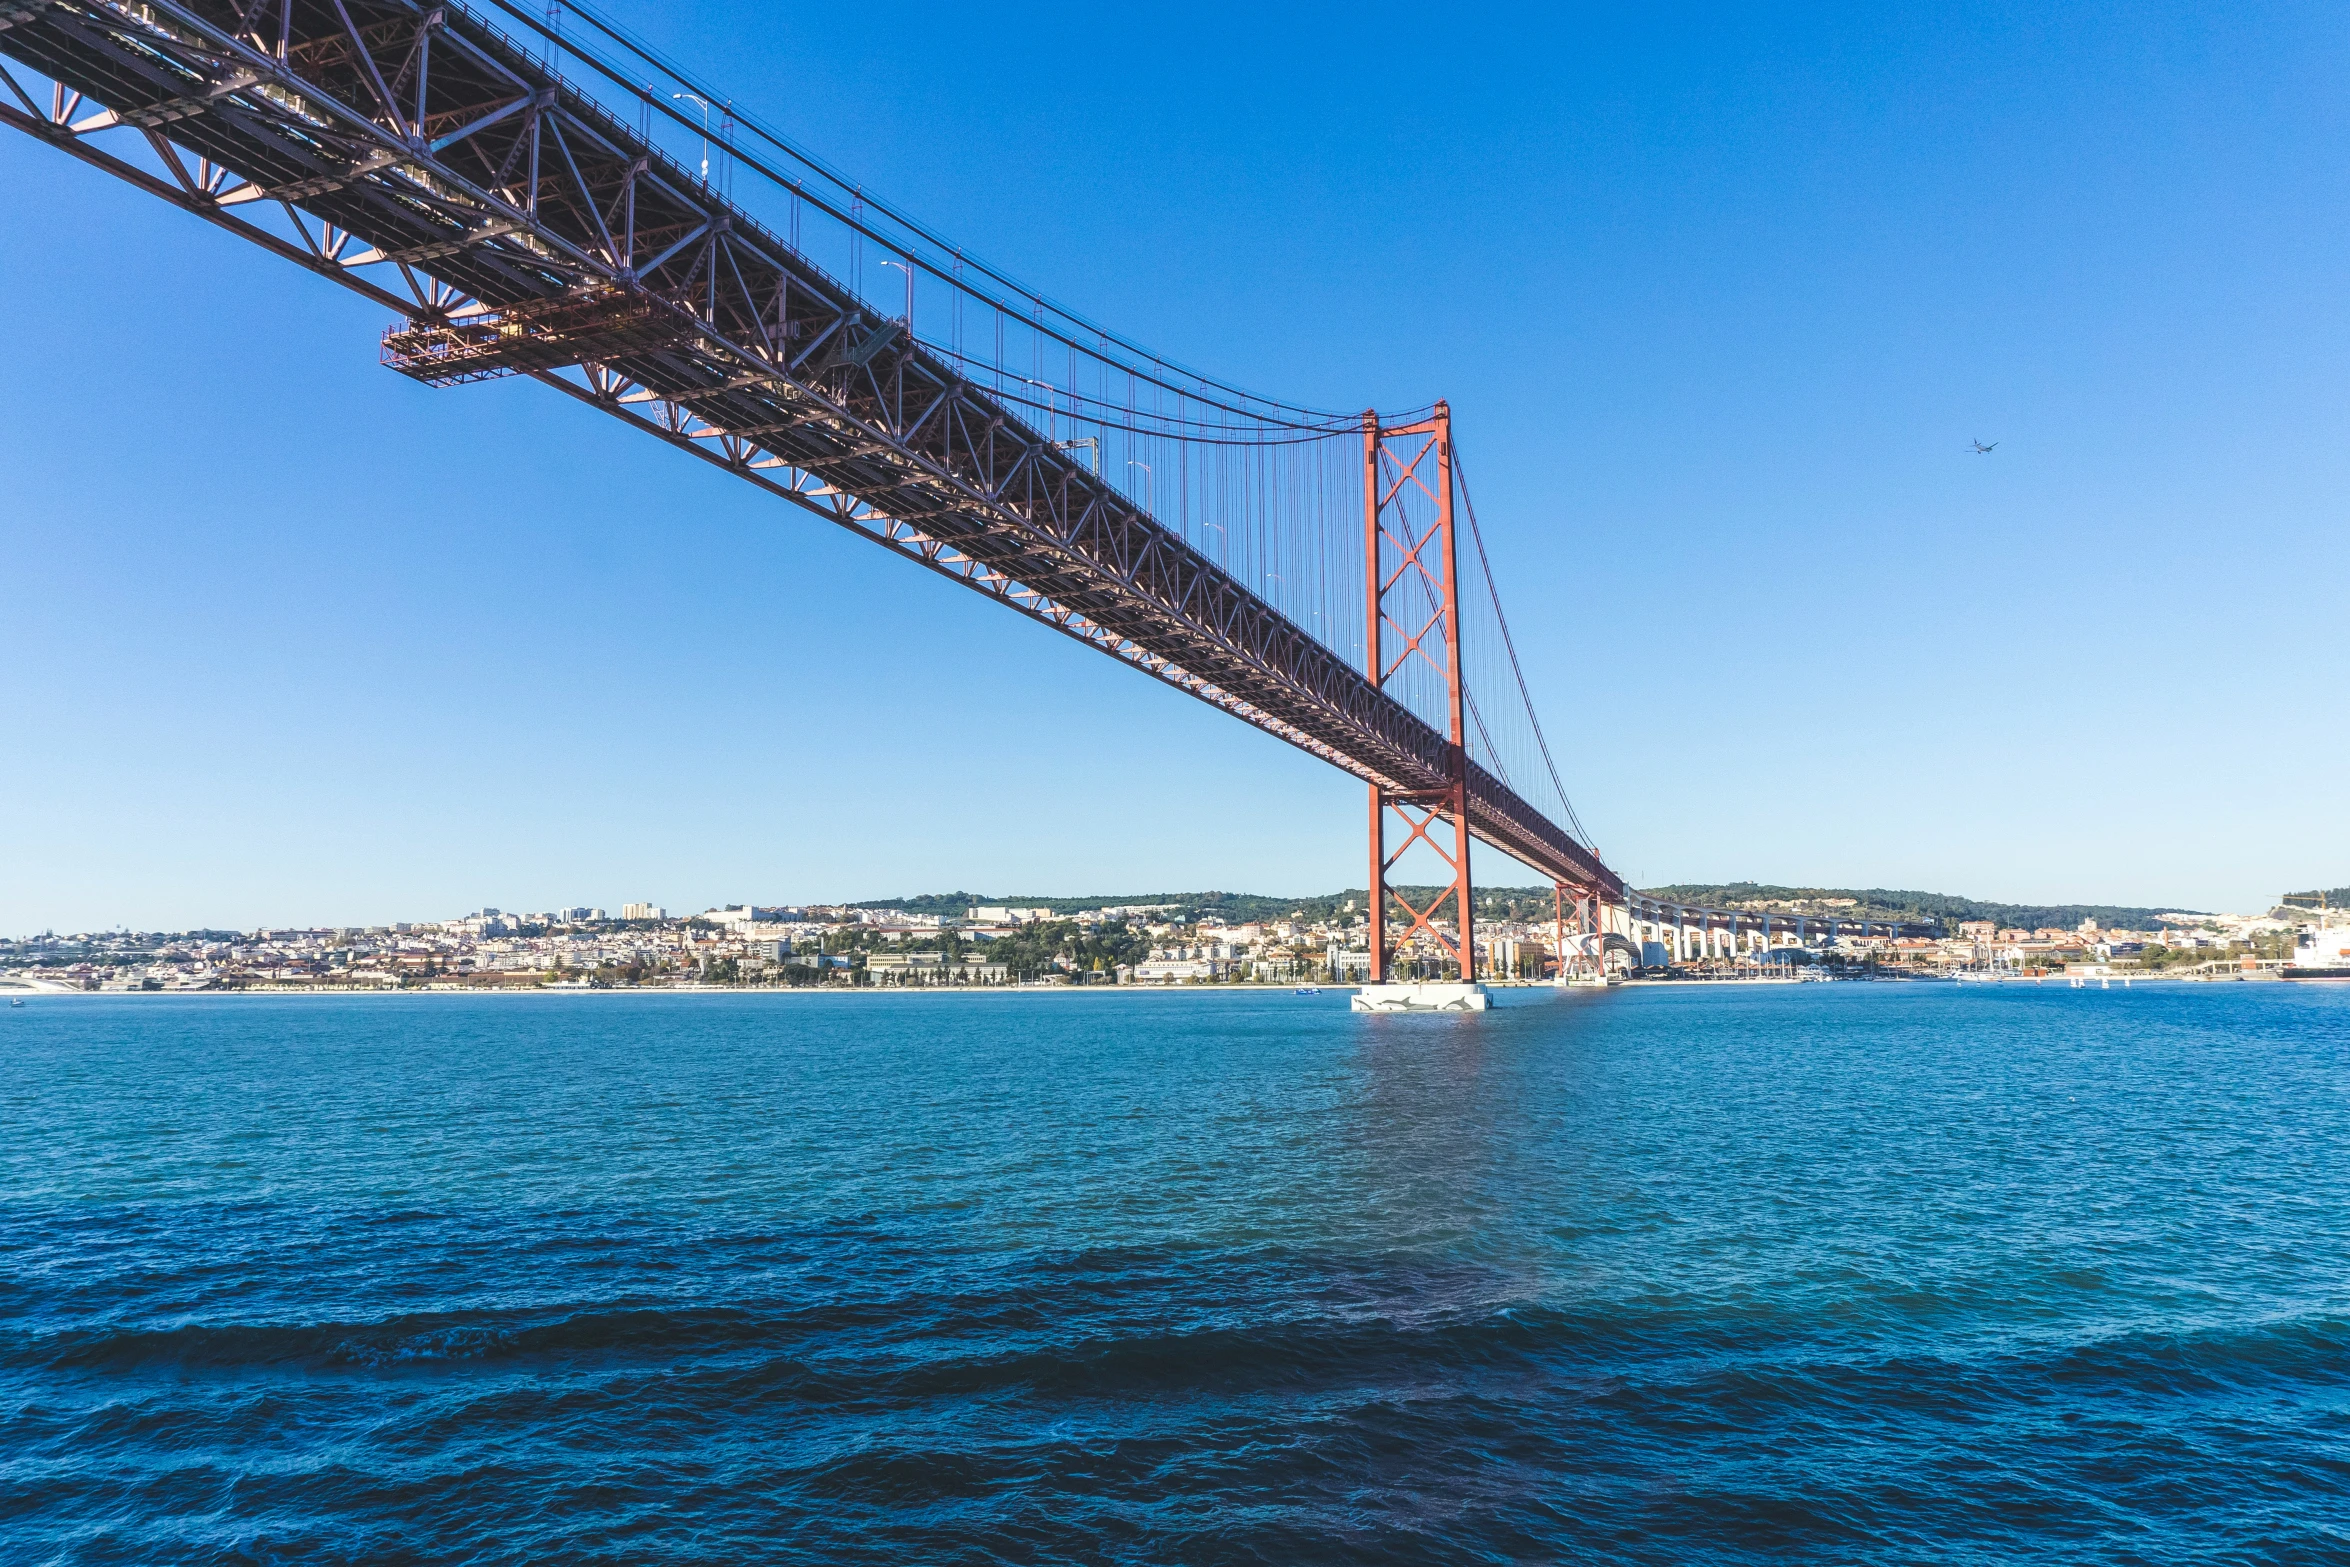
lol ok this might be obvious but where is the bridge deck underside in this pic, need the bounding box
[2,0,1619,898]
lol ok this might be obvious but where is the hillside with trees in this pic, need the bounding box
[851,883,2216,933]
[1632,883,2197,931]
[857,888,1648,926]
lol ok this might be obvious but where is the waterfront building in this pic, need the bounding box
[1134,959,1221,983]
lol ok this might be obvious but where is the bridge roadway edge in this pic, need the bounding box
[0,0,1623,903]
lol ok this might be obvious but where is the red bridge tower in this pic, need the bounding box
[1362,402,1474,984]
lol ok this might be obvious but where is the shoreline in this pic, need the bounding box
[14,969,2297,998]
[0,974,2043,998]
[4,982,1380,998]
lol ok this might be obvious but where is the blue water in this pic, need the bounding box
[3,984,2347,1564]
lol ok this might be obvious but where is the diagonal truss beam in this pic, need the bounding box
[0,0,1626,909]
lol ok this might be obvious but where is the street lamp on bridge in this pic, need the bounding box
[877,258,914,331]
[669,92,714,185]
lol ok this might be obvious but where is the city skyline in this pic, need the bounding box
[12,885,2308,996]
[6,1,2346,932]
[15,874,2337,947]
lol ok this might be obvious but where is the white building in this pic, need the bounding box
[1134,958,1221,982]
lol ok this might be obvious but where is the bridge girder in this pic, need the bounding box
[0,0,1621,898]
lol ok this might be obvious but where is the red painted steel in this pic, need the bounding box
[0,1,1637,916]
[1364,403,1475,985]
[1552,883,1564,980]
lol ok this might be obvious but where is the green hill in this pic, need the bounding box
[848,883,2204,932]
[1632,883,2196,932]
[851,890,1360,924]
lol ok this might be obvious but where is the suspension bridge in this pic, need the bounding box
[0,0,1921,1002]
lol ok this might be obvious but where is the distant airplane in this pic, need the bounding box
[1970,440,1998,455]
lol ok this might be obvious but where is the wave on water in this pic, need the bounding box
[7,985,2350,1562]
[5,1213,2348,1565]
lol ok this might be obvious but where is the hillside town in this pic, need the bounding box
[1,894,2339,993]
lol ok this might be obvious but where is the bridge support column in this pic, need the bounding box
[1363,403,1472,986]
[1552,883,1564,980]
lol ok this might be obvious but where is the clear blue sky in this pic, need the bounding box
[4,1,2345,933]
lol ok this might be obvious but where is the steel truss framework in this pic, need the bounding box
[0,0,1625,911]
[1362,406,1474,984]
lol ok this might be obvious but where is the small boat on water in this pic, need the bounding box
[8,998,22,1007]
[1293,985,1321,996]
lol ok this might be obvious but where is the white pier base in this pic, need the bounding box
[1351,982,1490,1013]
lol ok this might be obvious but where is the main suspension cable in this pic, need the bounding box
[1456,446,1598,855]
[480,0,1420,434]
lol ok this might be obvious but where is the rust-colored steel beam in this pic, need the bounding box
[0,0,1625,903]
[1364,403,1476,983]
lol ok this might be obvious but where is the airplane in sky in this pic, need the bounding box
[1970,440,1999,455]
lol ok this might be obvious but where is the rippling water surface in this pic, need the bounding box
[3,983,2347,1563]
